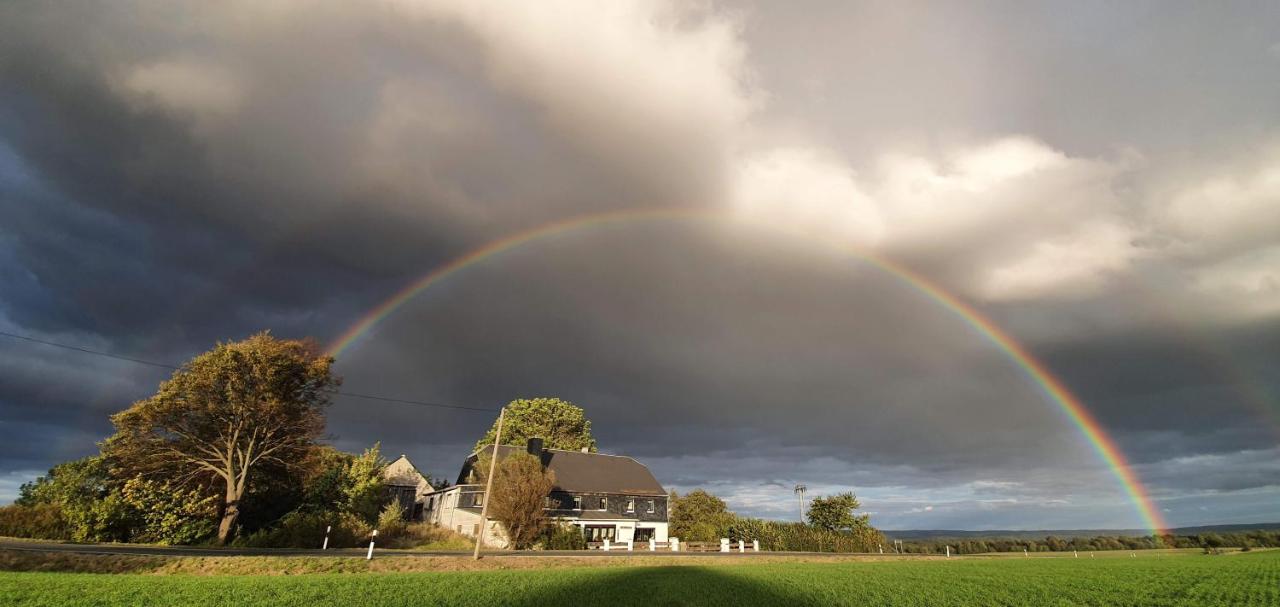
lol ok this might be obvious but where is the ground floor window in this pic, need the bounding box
[634,527,654,542]
[583,525,616,542]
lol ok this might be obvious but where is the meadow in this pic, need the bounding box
[2,550,1276,606]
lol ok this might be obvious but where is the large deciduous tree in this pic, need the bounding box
[104,332,337,544]
[806,492,870,532]
[474,397,596,454]
[473,452,555,549]
[669,489,735,542]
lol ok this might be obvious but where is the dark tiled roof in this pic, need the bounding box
[459,445,666,496]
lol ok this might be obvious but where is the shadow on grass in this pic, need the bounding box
[495,565,812,607]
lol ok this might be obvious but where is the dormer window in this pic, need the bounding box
[626,498,635,513]
[573,496,582,510]
[646,500,655,514]
[597,497,607,511]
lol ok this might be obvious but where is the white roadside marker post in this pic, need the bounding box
[739,540,745,553]
[670,537,679,552]
[879,544,883,555]
[1024,548,1028,557]
[603,538,611,552]
[945,545,950,558]
[367,529,378,560]
[322,525,331,550]
[1074,550,1078,558]
[753,540,759,552]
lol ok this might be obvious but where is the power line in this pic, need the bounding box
[0,330,499,413]
[0,330,179,370]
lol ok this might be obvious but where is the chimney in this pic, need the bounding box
[526,437,544,456]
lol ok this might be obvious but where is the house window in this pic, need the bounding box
[597,497,607,511]
[584,525,616,542]
[573,496,582,510]
[626,498,635,513]
[544,496,552,510]
[634,528,655,542]
[646,500,655,514]
[473,493,484,507]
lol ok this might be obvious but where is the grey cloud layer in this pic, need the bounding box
[0,0,1277,528]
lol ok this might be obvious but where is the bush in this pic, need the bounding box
[375,502,408,543]
[542,523,586,550]
[235,511,371,549]
[380,523,474,550]
[119,478,218,545]
[0,503,71,540]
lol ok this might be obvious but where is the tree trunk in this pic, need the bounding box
[217,480,241,545]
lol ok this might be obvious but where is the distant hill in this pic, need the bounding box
[883,522,1280,541]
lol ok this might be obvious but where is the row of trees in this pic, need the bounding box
[896,530,1280,555]
[669,489,886,552]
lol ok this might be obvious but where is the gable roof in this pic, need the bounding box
[385,454,430,489]
[459,445,666,496]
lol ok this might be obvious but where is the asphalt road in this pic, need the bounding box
[0,539,894,559]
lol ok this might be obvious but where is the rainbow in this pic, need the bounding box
[326,207,1169,534]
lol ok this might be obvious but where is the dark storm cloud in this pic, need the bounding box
[0,0,1277,529]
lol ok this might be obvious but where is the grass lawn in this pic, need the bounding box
[2,550,1277,606]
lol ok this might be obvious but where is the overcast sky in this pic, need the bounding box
[1,1,1278,530]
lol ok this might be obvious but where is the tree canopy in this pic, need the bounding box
[474,397,597,453]
[103,332,338,544]
[670,489,735,542]
[806,492,870,533]
[483,453,556,549]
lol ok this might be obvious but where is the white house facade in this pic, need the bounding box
[421,440,669,548]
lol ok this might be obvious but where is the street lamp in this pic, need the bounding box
[794,484,806,523]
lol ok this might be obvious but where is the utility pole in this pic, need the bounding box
[473,406,506,560]
[794,484,807,523]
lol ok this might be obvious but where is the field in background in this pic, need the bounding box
[3,548,1276,606]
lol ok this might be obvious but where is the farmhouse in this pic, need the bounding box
[421,439,669,548]
[383,454,435,520]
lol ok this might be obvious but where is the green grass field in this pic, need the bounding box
[2,550,1277,606]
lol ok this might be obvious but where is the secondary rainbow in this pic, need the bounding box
[326,207,1169,534]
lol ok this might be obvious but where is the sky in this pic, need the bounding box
[1,1,1278,531]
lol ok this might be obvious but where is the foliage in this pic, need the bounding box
[541,522,587,550]
[234,511,371,549]
[296,447,356,514]
[0,503,70,540]
[103,332,338,544]
[5,550,1279,605]
[118,478,218,545]
[342,444,388,525]
[10,456,131,542]
[378,523,475,551]
[474,398,596,454]
[668,490,735,542]
[731,517,885,553]
[806,492,870,533]
[896,529,1280,555]
[17,457,112,509]
[376,502,408,542]
[482,453,555,549]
